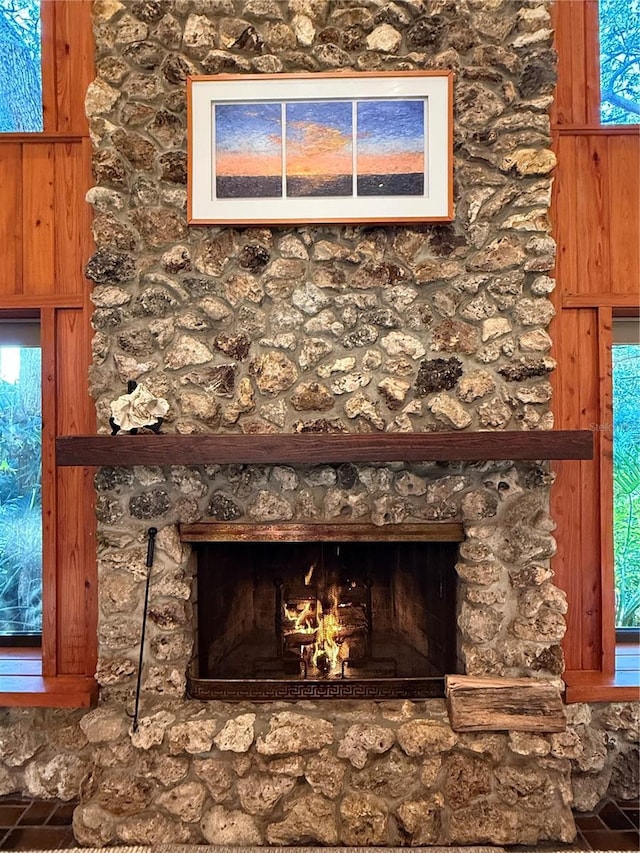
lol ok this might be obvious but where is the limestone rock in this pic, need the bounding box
[266,793,338,844]
[0,722,45,767]
[201,805,262,844]
[80,707,128,743]
[291,381,334,411]
[340,791,388,845]
[337,724,395,769]
[378,376,411,410]
[165,335,213,370]
[428,392,473,428]
[214,714,256,752]
[73,803,117,847]
[457,369,495,402]
[396,796,442,844]
[247,490,293,521]
[193,758,234,802]
[344,392,386,430]
[380,331,426,359]
[351,747,419,799]
[366,23,401,52]
[157,780,207,822]
[305,749,346,798]
[237,772,296,815]
[168,719,218,755]
[292,13,315,45]
[257,711,334,755]
[502,148,557,176]
[249,352,297,395]
[117,812,193,845]
[24,754,90,800]
[129,711,176,751]
[397,719,457,756]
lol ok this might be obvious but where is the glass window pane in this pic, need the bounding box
[0,334,41,637]
[612,342,640,628]
[0,0,43,133]
[599,0,640,125]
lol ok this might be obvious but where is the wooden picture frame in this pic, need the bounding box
[187,71,454,225]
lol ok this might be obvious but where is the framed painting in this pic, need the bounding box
[187,71,454,225]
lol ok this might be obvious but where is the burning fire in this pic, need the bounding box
[311,600,348,676]
[283,573,351,677]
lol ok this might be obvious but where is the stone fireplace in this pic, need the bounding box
[69,0,601,846]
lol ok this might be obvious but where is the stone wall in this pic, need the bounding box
[85,0,566,692]
[0,0,636,848]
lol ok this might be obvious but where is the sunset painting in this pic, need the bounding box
[356,100,425,195]
[215,103,282,198]
[286,101,353,197]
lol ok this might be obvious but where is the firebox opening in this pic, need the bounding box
[191,538,459,699]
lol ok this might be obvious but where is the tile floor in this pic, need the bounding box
[0,798,75,850]
[0,794,636,850]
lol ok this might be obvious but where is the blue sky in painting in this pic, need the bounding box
[215,103,281,155]
[357,100,424,153]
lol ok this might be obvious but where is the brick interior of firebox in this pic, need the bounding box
[194,540,458,688]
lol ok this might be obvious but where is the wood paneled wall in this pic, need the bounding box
[0,0,96,680]
[550,1,640,682]
[0,1,93,303]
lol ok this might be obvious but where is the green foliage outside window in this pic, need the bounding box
[599,0,640,124]
[612,344,640,628]
[0,347,41,636]
[0,0,42,132]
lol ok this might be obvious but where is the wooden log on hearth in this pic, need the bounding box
[445,675,566,732]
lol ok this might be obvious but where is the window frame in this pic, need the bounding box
[0,314,43,645]
[611,318,640,643]
[0,0,97,707]
[551,0,640,701]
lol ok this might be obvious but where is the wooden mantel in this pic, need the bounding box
[56,430,593,467]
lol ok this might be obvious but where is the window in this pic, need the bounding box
[612,320,640,634]
[0,0,42,132]
[0,321,41,642]
[599,0,640,124]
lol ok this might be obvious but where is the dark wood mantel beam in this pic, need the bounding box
[56,430,593,467]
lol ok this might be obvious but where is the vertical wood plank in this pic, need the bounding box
[40,0,58,133]
[54,142,92,295]
[54,0,94,134]
[553,135,579,297]
[584,0,601,126]
[22,144,56,294]
[0,144,22,296]
[551,308,584,672]
[40,308,58,676]
[575,135,611,294]
[552,1,586,125]
[608,136,640,296]
[569,1,588,125]
[598,308,616,674]
[55,309,96,676]
[578,309,602,671]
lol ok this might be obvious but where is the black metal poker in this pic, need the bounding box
[131,526,158,733]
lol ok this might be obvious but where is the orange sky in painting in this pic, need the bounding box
[357,151,424,176]
[287,121,352,177]
[216,149,281,177]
